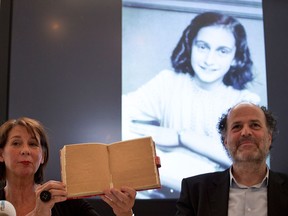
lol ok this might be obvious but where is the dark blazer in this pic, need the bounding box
[0,187,101,216]
[175,169,288,216]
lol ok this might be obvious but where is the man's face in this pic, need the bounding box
[224,103,272,164]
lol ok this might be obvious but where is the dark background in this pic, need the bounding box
[1,0,288,215]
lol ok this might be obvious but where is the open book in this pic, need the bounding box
[60,136,161,198]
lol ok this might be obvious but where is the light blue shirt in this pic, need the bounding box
[228,167,269,216]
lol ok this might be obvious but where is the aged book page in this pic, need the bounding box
[109,137,160,190]
[60,136,161,198]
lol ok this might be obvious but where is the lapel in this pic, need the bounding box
[267,170,288,216]
[202,169,288,216]
[208,169,230,216]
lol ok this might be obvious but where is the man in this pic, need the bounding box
[175,102,288,216]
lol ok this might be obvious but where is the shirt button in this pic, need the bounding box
[247,208,251,212]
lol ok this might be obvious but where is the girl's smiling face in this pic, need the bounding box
[191,25,236,88]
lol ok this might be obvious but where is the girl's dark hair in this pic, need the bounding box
[171,11,253,90]
[0,117,49,184]
[217,104,278,146]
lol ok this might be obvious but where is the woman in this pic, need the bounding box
[122,11,261,197]
[0,117,136,216]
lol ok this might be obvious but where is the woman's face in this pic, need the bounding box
[191,25,236,87]
[0,125,44,180]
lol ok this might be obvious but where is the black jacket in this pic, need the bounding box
[0,188,101,216]
[175,169,288,216]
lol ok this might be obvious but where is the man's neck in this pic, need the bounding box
[231,162,268,186]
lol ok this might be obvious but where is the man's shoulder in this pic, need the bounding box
[0,187,4,199]
[269,170,288,183]
[183,169,229,184]
[268,170,288,198]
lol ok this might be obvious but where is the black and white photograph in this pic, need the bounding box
[122,0,267,199]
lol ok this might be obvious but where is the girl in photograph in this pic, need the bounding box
[122,11,260,197]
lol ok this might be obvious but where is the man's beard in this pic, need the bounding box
[226,137,269,163]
